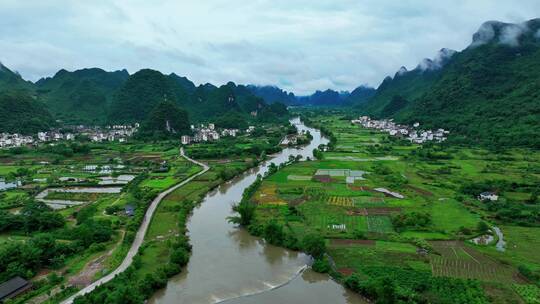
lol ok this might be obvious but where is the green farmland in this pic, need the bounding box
[245,112,540,303]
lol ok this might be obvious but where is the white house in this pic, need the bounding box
[479,192,499,201]
[181,135,191,145]
[38,132,48,142]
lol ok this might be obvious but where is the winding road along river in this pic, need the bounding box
[150,118,366,304]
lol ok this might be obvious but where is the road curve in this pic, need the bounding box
[61,148,209,304]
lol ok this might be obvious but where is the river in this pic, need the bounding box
[150,118,366,304]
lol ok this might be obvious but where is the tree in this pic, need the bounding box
[312,256,331,273]
[302,233,326,259]
[263,220,285,245]
[477,221,490,234]
[228,201,256,226]
[170,247,189,266]
[140,100,190,137]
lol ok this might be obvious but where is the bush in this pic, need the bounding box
[302,233,326,259]
[170,248,189,266]
[312,257,331,273]
[263,220,285,245]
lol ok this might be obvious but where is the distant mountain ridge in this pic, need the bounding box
[296,89,350,106]
[357,18,540,147]
[248,85,375,107]
[246,85,297,105]
[0,65,286,129]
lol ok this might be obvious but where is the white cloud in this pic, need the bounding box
[470,22,497,47]
[1,0,540,94]
[499,24,529,46]
[416,48,457,71]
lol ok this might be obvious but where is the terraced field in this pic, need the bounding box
[430,241,519,283]
[366,215,394,233]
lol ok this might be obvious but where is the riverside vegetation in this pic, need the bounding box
[232,111,540,304]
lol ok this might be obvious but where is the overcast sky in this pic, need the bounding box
[1,1,539,95]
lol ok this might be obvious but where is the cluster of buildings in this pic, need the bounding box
[352,116,449,144]
[79,124,139,143]
[181,123,248,145]
[0,124,140,149]
[0,133,35,148]
[38,131,75,142]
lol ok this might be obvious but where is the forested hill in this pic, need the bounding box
[108,69,273,124]
[0,63,33,91]
[0,64,287,131]
[346,85,376,105]
[36,68,129,124]
[0,91,55,134]
[358,18,540,148]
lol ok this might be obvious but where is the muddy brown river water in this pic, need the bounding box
[149,118,366,304]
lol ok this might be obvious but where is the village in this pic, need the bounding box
[351,116,449,143]
[1,121,261,150]
[0,124,139,149]
[180,123,254,145]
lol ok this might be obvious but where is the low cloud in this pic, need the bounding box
[470,22,496,47]
[499,23,529,46]
[396,66,408,76]
[416,48,457,72]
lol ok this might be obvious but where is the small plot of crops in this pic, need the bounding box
[429,241,517,283]
[44,191,106,202]
[366,215,394,233]
[327,196,354,207]
[305,213,366,233]
[513,284,540,304]
[353,196,385,207]
[287,175,312,181]
[255,185,286,205]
